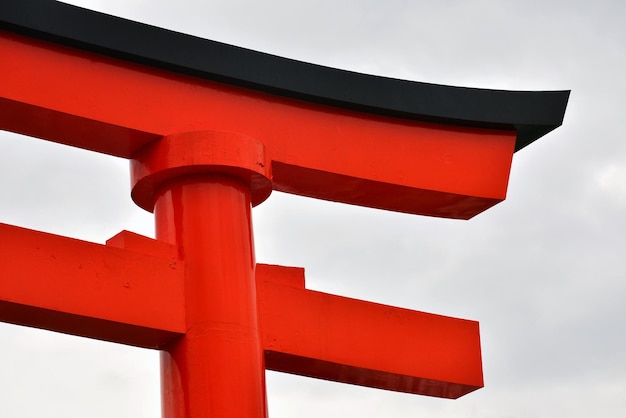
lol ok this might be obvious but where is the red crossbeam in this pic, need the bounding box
[0,223,482,398]
[0,224,185,348]
[0,30,516,219]
[257,265,483,399]
[0,3,570,415]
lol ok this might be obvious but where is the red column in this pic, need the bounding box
[130,131,273,418]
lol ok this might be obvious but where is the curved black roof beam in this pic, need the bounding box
[0,0,569,151]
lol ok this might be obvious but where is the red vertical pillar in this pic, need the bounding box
[130,131,273,418]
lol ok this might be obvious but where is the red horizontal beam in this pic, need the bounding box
[256,264,483,399]
[0,224,186,348]
[0,31,516,219]
[0,225,482,397]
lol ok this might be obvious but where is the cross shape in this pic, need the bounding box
[0,1,568,417]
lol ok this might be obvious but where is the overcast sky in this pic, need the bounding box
[1,0,626,417]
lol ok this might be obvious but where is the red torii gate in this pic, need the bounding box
[0,1,568,417]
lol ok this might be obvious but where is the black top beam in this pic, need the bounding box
[0,0,569,151]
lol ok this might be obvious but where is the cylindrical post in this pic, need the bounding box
[156,175,267,418]
[130,131,273,418]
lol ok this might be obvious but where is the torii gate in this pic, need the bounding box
[0,1,568,417]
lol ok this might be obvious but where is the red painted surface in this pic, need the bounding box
[0,223,185,348]
[134,133,272,418]
[0,24,500,418]
[0,30,516,219]
[257,264,483,399]
[131,130,273,211]
[0,222,482,398]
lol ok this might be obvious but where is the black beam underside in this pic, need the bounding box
[0,0,569,151]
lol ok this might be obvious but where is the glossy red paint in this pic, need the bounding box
[0,21,501,418]
[131,130,273,211]
[132,134,271,418]
[0,222,482,399]
[0,30,516,219]
[257,264,483,399]
[0,223,186,348]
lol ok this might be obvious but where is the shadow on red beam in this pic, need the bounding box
[256,264,484,399]
[1,302,181,349]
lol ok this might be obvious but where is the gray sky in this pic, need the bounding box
[1,0,625,417]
